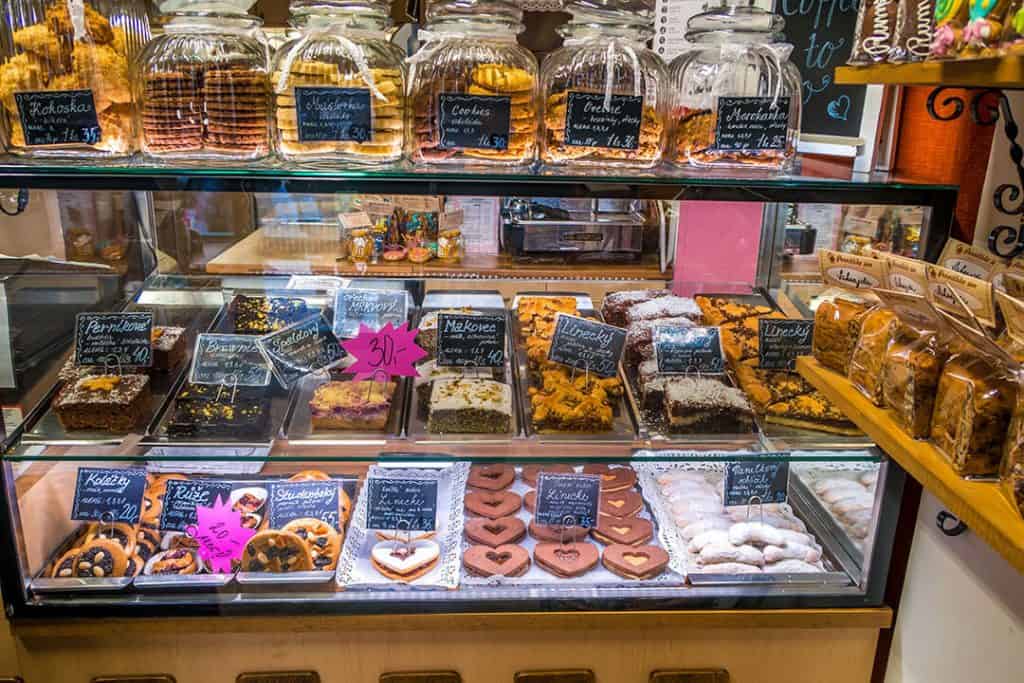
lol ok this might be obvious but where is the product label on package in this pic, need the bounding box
[75,312,154,368]
[267,480,343,531]
[70,467,147,524]
[436,313,506,368]
[333,288,409,339]
[257,314,345,388]
[564,91,642,150]
[438,93,511,150]
[883,253,927,296]
[938,237,1004,281]
[723,460,789,506]
[191,334,271,387]
[925,263,997,328]
[655,325,725,374]
[758,319,814,371]
[295,87,373,143]
[159,479,236,532]
[15,90,101,146]
[547,313,626,378]
[365,478,438,531]
[714,96,789,151]
[534,472,601,528]
[819,249,885,290]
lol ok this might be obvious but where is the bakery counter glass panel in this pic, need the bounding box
[0,449,904,618]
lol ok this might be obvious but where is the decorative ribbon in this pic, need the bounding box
[276,22,386,101]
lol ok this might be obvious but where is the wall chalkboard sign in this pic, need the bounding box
[775,0,866,139]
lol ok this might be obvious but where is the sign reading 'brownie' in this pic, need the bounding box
[159,479,236,532]
[15,89,101,146]
[257,314,345,388]
[547,313,626,378]
[294,87,373,143]
[534,472,601,528]
[758,319,814,371]
[333,288,409,339]
[191,333,272,387]
[365,478,438,532]
[437,313,506,368]
[438,93,511,150]
[75,312,154,368]
[71,467,147,524]
[724,460,790,506]
[655,325,724,374]
[715,97,790,152]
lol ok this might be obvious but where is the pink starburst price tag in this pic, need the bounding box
[341,322,426,380]
[186,495,256,573]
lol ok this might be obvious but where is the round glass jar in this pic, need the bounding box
[136,3,270,162]
[667,0,801,171]
[408,0,539,166]
[0,0,150,157]
[540,1,667,168]
[272,0,405,164]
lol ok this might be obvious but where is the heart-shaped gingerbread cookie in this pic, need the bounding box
[463,544,530,577]
[464,515,526,547]
[468,464,515,491]
[520,464,575,487]
[523,490,536,512]
[599,489,643,518]
[591,516,653,546]
[534,541,599,578]
[528,521,590,543]
[464,489,522,519]
[581,463,637,492]
[601,543,669,580]
[370,539,440,582]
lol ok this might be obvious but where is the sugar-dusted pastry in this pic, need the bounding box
[602,289,671,327]
[371,539,440,582]
[625,296,702,325]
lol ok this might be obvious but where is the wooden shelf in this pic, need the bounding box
[205,230,670,281]
[797,356,1024,574]
[835,56,1024,88]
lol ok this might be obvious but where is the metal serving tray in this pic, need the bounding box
[282,371,408,445]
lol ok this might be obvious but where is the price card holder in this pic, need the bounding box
[75,312,154,368]
[534,473,601,528]
[436,313,506,368]
[655,326,724,375]
[333,288,410,339]
[70,467,147,524]
[547,314,626,379]
[757,319,814,371]
[365,478,438,532]
[158,479,236,532]
[438,93,511,150]
[723,460,789,507]
[714,96,789,152]
[267,480,345,532]
[190,334,272,386]
[294,86,372,143]
[257,314,345,388]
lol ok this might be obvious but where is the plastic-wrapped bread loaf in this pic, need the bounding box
[813,297,872,374]
[848,307,901,405]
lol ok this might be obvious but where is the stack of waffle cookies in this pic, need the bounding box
[142,70,203,153]
[543,90,664,165]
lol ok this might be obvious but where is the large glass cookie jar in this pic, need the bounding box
[0,0,150,157]
[136,1,271,162]
[408,0,539,166]
[272,0,405,164]
[540,0,667,168]
[667,0,801,171]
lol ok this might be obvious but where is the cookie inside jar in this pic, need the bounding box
[408,0,539,167]
[271,0,406,164]
[539,0,667,168]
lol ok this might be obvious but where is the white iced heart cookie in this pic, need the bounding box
[371,539,440,579]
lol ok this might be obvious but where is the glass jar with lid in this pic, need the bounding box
[667,0,801,171]
[0,0,150,157]
[135,1,270,162]
[272,0,405,164]
[540,0,667,168]
[408,0,539,166]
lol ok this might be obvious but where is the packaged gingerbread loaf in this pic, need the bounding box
[812,250,886,375]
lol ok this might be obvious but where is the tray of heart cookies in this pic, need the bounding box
[32,470,356,594]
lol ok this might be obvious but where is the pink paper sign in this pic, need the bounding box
[185,495,255,574]
[341,322,426,380]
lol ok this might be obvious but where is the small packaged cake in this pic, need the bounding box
[848,308,901,406]
[813,297,873,375]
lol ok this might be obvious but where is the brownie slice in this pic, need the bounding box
[166,382,269,438]
[233,295,310,334]
[53,374,151,432]
[663,376,754,434]
[151,326,186,372]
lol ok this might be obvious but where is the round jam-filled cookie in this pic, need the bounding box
[370,539,440,582]
[533,541,599,578]
[241,512,262,530]
[464,515,526,547]
[51,549,79,578]
[520,464,575,487]
[289,470,330,481]
[464,489,522,519]
[145,548,199,575]
[282,518,341,571]
[242,530,314,573]
[528,521,589,543]
[599,489,644,518]
[73,538,128,578]
[467,464,515,491]
[601,543,669,580]
[591,516,653,547]
[581,464,638,492]
[86,522,137,556]
[463,544,530,578]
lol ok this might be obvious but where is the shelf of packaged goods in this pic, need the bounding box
[835,57,1024,88]
[0,161,958,205]
[796,356,1024,574]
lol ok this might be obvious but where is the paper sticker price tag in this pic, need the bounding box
[186,495,256,574]
[757,319,814,371]
[534,473,601,528]
[341,322,426,380]
[723,460,790,507]
[547,314,626,378]
[75,312,154,368]
[365,478,438,531]
[70,467,147,524]
[436,313,506,368]
[159,479,236,532]
[257,314,346,388]
[332,288,410,339]
[267,480,343,532]
[190,334,271,387]
[655,326,724,374]
[15,89,101,146]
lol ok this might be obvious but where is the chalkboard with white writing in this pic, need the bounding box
[365,478,438,532]
[437,313,506,368]
[71,467,147,524]
[565,92,643,150]
[438,93,511,150]
[15,90,101,146]
[724,461,790,507]
[547,314,626,378]
[295,87,372,143]
[758,319,814,371]
[75,312,154,368]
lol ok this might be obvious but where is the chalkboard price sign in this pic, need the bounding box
[158,480,236,532]
[267,481,342,531]
[724,460,790,507]
[365,478,438,532]
[436,313,506,368]
[565,92,643,150]
[75,312,154,368]
[534,473,601,528]
[15,90,101,146]
[438,93,511,150]
[333,289,409,339]
[655,326,725,374]
[295,87,373,143]
[715,97,790,152]
[758,319,814,371]
[257,314,345,388]
[71,467,147,524]
[191,334,272,387]
[547,314,626,378]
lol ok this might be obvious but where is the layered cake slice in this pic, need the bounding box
[53,374,151,432]
[663,376,755,434]
[413,360,494,413]
[310,380,396,431]
[427,379,512,434]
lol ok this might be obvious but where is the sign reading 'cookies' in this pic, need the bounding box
[547,313,626,378]
[75,312,154,368]
[655,325,725,374]
[757,319,814,371]
[191,333,271,387]
[714,97,789,152]
[565,92,642,150]
[724,460,789,507]
[257,314,345,388]
[333,288,409,339]
[15,89,101,146]
[365,478,438,532]
[267,481,342,531]
[534,472,601,528]
[294,87,373,143]
[438,93,511,150]
[71,467,147,524]
[159,479,235,532]
[437,313,506,368]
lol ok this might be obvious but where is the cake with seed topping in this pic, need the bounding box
[427,378,512,434]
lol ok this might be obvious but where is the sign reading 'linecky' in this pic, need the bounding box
[757,319,814,371]
[547,313,626,378]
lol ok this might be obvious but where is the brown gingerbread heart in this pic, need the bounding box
[523,489,536,512]
[520,463,575,487]
[599,489,643,518]
[534,541,599,578]
[590,516,653,546]
[581,463,638,492]
[463,544,530,577]
[468,464,515,491]
[464,516,526,547]
[601,543,669,580]
[528,520,590,543]
[464,489,522,519]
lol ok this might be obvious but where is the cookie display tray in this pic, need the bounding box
[23,302,222,447]
[460,465,685,588]
[32,576,134,594]
[282,370,409,446]
[512,292,638,443]
[236,569,333,586]
[133,573,233,590]
[407,292,523,443]
[337,463,469,591]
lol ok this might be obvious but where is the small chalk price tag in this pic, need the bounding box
[757,319,814,371]
[333,288,410,339]
[257,314,346,388]
[295,86,373,143]
[365,478,438,532]
[655,326,724,374]
[438,93,511,151]
[267,480,347,532]
[723,460,790,507]
[75,312,154,368]
[70,467,147,524]
[15,89,101,146]
[190,334,271,386]
[436,313,506,368]
[534,472,601,528]
[547,314,626,378]
[159,479,236,532]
